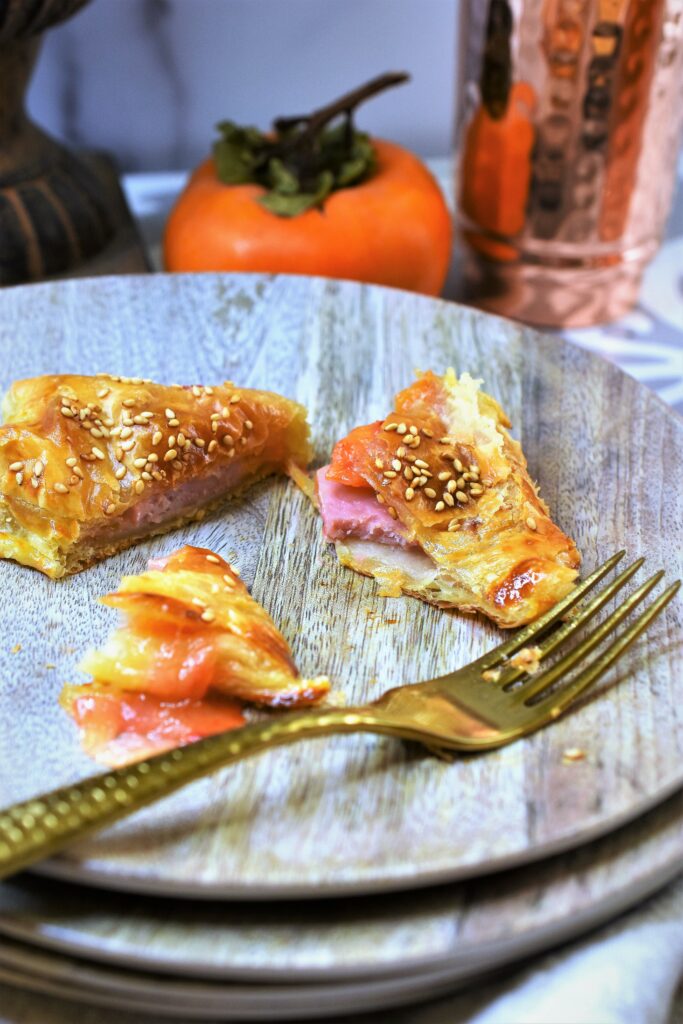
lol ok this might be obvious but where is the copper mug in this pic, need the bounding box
[455,0,683,327]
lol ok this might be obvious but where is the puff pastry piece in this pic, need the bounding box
[0,374,311,577]
[316,370,580,628]
[61,545,330,766]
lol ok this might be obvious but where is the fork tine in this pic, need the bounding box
[479,550,625,671]
[527,581,680,719]
[494,557,645,689]
[516,570,666,703]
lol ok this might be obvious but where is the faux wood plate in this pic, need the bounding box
[0,274,680,898]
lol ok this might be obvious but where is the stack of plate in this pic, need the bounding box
[0,275,681,1020]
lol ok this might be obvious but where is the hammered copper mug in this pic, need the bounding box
[455,0,683,327]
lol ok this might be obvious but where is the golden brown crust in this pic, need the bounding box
[0,374,311,577]
[326,370,580,627]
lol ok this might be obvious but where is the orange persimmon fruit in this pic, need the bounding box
[163,75,452,296]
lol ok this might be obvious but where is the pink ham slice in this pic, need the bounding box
[316,467,414,549]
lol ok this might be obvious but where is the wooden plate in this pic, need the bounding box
[0,274,680,898]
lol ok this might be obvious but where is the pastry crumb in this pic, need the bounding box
[10,643,21,654]
[45,662,56,670]
[324,690,347,707]
[562,747,586,764]
[509,645,542,674]
[482,668,501,682]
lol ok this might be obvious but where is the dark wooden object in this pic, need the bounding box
[0,0,145,284]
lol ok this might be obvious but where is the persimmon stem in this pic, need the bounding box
[273,72,410,145]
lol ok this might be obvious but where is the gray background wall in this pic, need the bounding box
[27,0,459,172]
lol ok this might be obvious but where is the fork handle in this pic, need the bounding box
[0,705,403,882]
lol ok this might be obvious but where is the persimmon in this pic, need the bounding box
[164,74,452,297]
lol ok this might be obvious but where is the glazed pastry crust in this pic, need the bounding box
[324,370,580,628]
[0,374,311,578]
[76,545,330,707]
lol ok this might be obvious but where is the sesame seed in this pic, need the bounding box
[446,479,457,494]
[405,487,415,501]
[222,435,234,447]
[230,394,241,404]
[177,432,186,446]
[152,431,163,446]
[396,446,406,458]
[69,475,79,486]
[200,609,216,623]
[210,413,220,421]
[435,500,445,511]
[208,440,218,453]
[245,420,253,430]
[526,516,537,530]
[396,423,407,435]
[79,409,88,421]
[90,428,104,438]
[204,386,214,395]
[424,487,437,498]
[404,466,413,480]
[470,484,483,495]
[133,457,147,469]
[104,503,117,516]
[192,386,202,397]
[206,554,221,564]
[72,466,84,479]
[164,449,178,462]
[97,387,110,399]
[414,459,429,469]
[409,425,418,436]
[438,471,451,481]
[60,407,74,418]
[167,435,176,448]
[384,422,398,432]
[115,446,124,461]
[391,459,401,472]
[383,470,397,479]
[119,427,133,440]
[454,459,464,472]
[387,506,398,519]
[147,452,159,462]
[122,416,134,427]
[455,490,469,503]
[422,428,434,438]
[134,479,145,495]
[165,408,175,419]
[152,470,163,480]
[562,747,586,763]
[142,471,152,481]
[469,464,479,475]
[91,446,105,460]
[110,426,122,438]
[443,492,455,507]
[120,439,135,452]
[196,438,206,447]
[447,519,460,532]
[54,482,69,494]
[132,415,147,425]
[114,466,126,479]
[211,421,218,433]
[376,493,385,504]
[375,458,383,469]
[34,460,44,477]
[122,398,135,408]
[8,461,24,472]
[15,472,23,485]
[456,476,466,489]
[168,418,180,428]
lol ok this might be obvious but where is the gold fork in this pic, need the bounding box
[0,551,678,882]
